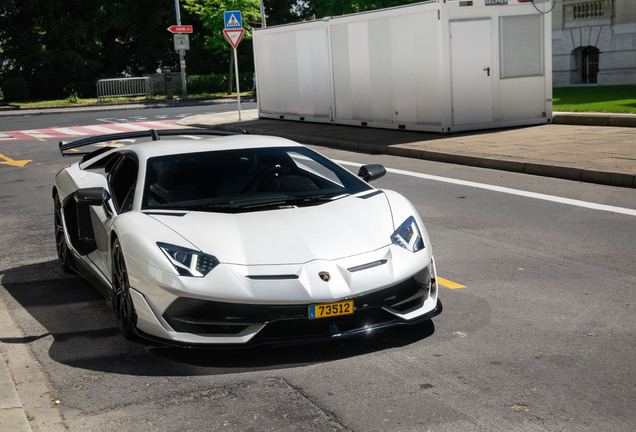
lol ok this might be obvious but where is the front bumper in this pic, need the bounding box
[130,260,440,347]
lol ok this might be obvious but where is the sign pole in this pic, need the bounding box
[224,11,244,120]
[174,0,188,97]
[233,47,241,120]
[259,0,266,27]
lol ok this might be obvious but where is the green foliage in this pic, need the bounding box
[187,73,228,93]
[2,77,29,101]
[239,71,254,91]
[264,0,310,24]
[308,0,423,19]
[64,85,79,103]
[187,72,253,94]
[183,0,260,48]
[0,0,176,99]
[183,0,260,73]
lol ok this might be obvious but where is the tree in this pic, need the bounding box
[0,0,185,98]
[183,0,261,73]
[97,2,176,77]
[263,0,310,25]
[0,0,103,84]
[308,0,422,19]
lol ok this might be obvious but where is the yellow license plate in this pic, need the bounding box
[308,300,354,319]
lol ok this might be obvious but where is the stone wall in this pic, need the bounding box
[552,0,636,86]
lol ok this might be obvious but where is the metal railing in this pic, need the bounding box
[96,77,152,100]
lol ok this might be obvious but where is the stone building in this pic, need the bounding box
[552,0,636,86]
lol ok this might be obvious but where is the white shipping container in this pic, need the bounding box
[253,0,553,133]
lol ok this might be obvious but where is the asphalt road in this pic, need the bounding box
[1,106,635,431]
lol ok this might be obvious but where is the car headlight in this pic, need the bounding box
[157,242,219,277]
[391,216,425,252]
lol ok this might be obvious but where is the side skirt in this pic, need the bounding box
[69,254,113,300]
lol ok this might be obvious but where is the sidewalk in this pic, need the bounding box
[178,109,636,188]
[0,295,32,432]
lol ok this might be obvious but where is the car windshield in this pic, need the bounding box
[142,146,372,212]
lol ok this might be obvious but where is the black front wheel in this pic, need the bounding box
[53,194,73,273]
[112,238,138,340]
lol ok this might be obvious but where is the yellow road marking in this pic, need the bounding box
[0,154,31,167]
[438,277,466,289]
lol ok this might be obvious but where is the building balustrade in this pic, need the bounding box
[572,1,606,20]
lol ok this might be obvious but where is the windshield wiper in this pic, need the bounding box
[283,193,349,205]
[227,194,294,209]
[170,193,350,212]
[234,193,350,209]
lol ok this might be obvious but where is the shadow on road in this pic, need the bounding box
[0,259,436,376]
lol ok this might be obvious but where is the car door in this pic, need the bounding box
[89,153,139,279]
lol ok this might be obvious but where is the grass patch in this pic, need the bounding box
[553,85,636,113]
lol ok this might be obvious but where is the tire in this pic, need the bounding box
[112,238,138,340]
[53,194,73,273]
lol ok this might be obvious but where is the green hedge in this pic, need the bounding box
[2,77,29,101]
[187,72,253,94]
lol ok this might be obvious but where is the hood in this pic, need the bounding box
[148,193,394,265]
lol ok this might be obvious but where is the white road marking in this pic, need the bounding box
[97,118,127,123]
[143,121,177,128]
[21,129,54,138]
[336,160,636,217]
[82,125,126,134]
[0,133,16,141]
[116,123,149,131]
[51,127,89,136]
[0,120,182,141]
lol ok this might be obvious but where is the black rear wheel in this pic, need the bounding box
[112,238,138,340]
[53,194,73,273]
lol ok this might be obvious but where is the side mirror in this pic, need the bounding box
[75,187,113,217]
[358,164,386,182]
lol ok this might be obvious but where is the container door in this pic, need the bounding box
[450,20,493,126]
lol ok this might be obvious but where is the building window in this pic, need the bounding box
[500,15,544,78]
[581,46,600,83]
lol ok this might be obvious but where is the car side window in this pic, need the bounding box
[108,155,138,213]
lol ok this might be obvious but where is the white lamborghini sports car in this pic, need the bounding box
[54,129,441,346]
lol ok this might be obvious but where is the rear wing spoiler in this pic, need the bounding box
[58,128,242,157]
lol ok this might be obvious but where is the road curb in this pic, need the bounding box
[552,111,636,127]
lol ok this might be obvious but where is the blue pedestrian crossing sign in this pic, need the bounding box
[224,11,242,29]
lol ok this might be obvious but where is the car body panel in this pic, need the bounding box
[147,192,393,265]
